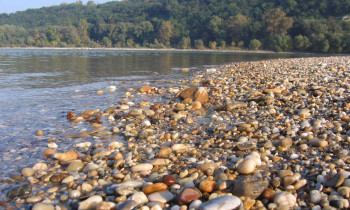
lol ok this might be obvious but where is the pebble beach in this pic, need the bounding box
[1,56,350,210]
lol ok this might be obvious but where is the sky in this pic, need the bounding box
[0,0,114,14]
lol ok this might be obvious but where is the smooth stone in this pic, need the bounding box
[237,159,256,174]
[282,175,296,186]
[32,203,55,210]
[309,139,328,147]
[273,191,296,207]
[262,188,276,200]
[118,200,138,210]
[53,150,80,162]
[178,187,201,205]
[128,192,148,206]
[325,171,350,188]
[78,195,103,210]
[197,162,219,172]
[149,159,170,166]
[178,87,209,103]
[116,186,136,196]
[96,201,117,210]
[115,180,143,189]
[32,163,48,171]
[131,163,153,172]
[148,191,175,203]
[199,195,242,210]
[171,144,187,152]
[83,163,100,173]
[7,184,32,199]
[310,190,321,204]
[26,196,43,203]
[157,147,172,157]
[61,175,74,184]
[67,160,85,172]
[22,168,35,177]
[69,190,81,199]
[143,183,168,194]
[163,175,177,186]
[199,179,216,193]
[232,175,269,199]
[81,183,93,192]
[189,200,202,210]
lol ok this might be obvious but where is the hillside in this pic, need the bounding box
[0,0,350,52]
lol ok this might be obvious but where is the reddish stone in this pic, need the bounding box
[163,175,176,186]
[179,87,209,103]
[178,187,201,205]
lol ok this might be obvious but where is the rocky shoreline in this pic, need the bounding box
[1,56,350,210]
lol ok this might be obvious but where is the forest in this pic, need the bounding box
[0,0,350,53]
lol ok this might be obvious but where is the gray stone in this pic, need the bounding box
[232,175,268,199]
[310,190,321,204]
[117,200,138,210]
[7,184,32,199]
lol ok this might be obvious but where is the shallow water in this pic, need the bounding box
[0,49,315,180]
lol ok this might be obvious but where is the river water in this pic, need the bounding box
[0,49,315,183]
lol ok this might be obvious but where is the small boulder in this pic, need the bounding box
[179,87,209,103]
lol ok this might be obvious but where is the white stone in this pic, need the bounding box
[237,159,256,174]
[32,203,55,210]
[273,192,296,207]
[69,190,81,199]
[78,195,103,210]
[106,85,117,92]
[128,192,148,205]
[131,163,153,172]
[189,200,202,210]
[199,195,242,210]
[47,142,58,149]
[32,163,48,171]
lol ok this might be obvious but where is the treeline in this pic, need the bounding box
[0,0,350,53]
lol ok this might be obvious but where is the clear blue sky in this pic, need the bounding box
[0,0,114,14]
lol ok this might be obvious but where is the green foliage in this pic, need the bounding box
[209,41,217,49]
[249,39,261,50]
[294,35,310,51]
[194,39,205,49]
[267,34,293,52]
[0,0,349,52]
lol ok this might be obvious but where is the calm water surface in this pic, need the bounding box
[0,49,315,188]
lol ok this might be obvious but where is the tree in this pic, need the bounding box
[249,39,261,50]
[101,37,112,47]
[180,36,191,49]
[267,34,293,52]
[262,8,293,36]
[158,21,173,46]
[209,41,217,49]
[226,14,249,43]
[294,35,310,51]
[77,19,90,42]
[194,39,204,49]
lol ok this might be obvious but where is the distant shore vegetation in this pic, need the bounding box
[0,0,350,53]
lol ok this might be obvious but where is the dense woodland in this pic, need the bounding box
[1,0,350,52]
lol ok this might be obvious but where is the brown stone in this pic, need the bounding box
[262,188,276,200]
[143,183,168,194]
[178,187,201,205]
[179,87,209,103]
[199,179,216,193]
[42,149,56,159]
[163,175,177,186]
[53,150,81,162]
[140,86,153,93]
